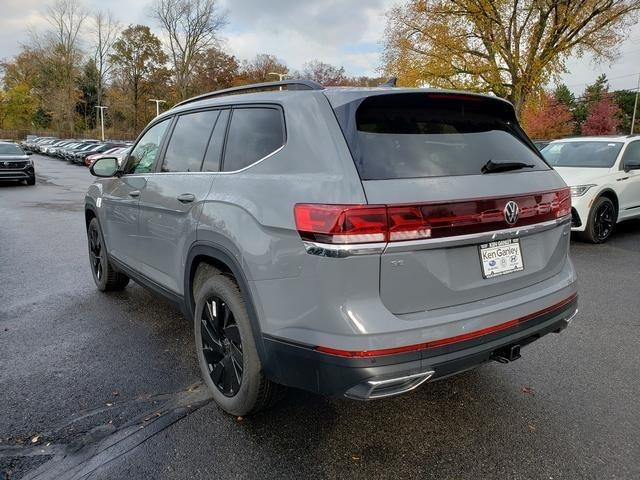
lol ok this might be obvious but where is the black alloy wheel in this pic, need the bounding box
[200,296,244,397]
[593,200,615,242]
[88,222,104,281]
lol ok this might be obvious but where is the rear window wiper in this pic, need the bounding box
[481,160,535,174]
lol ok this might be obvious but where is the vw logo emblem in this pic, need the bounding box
[504,201,519,225]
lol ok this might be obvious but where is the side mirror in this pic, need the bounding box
[90,157,119,177]
[624,162,640,173]
[26,151,33,156]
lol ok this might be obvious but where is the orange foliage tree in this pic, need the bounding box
[522,94,574,139]
[383,0,640,115]
[582,96,621,135]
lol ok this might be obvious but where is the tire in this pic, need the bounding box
[25,176,35,186]
[579,196,616,244]
[87,217,130,291]
[193,264,283,416]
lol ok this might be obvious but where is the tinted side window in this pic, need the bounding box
[223,108,284,172]
[125,119,170,174]
[162,110,220,172]
[202,109,229,172]
[623,142,640,167]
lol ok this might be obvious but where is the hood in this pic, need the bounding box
[0,155,29,162]
[552,167,607,187]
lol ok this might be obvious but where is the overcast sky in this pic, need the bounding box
[1,0,639,94]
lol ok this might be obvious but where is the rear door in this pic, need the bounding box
[331,92,570,314]
[137,109,227,294]
[102,119,171,269]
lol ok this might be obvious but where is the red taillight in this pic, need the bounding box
[294,204,387,244]
[554,187,572,218]
[294,189,571,245]
[387,206,431,241]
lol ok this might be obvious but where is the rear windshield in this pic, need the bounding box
[541,141,623,168]
[337,93,547,180]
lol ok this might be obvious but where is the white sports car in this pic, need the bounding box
[542,136,640,243]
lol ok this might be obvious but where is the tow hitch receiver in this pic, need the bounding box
[491,344,521,364]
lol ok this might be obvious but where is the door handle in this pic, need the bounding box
[128,190,141,198]
[177,193,196,203]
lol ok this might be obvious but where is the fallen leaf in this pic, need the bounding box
[106,403,113,407]
[236,416,244,422]
[521,386,535,395]
[112,391,119,396]
[528,424,536,432]
[30,436,39,444]
[352,455,361,461]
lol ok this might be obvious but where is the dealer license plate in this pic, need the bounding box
[479,238,524,279]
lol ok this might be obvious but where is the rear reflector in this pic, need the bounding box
[294,188,570,244]
[315,293,578,358]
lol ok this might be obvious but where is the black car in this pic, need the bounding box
[0,142,35,185]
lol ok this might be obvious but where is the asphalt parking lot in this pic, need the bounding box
[1,155,639,480]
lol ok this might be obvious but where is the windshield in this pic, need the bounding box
[339,93,548,180]
[542,141,623,168]
[0,144,24,155]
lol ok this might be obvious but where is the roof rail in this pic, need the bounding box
[173,79,324,109]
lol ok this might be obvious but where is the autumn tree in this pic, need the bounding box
[582,96,621,135]
[91,10,121,106]
[109,25,169,130]
[151,0,226,100]
[30,0,87,131]
[0,84,37,129]
[237,54,288,84]
[383,0,640,115]
[191,47,239,93]
[297,60,347,86]
[347,76,389,87]
[522,93,574,139]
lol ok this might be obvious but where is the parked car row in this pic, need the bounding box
[22,136,132,167]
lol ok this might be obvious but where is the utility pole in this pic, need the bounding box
[95,106,108,142]
[631,73,640,135]
[148,99,166,117]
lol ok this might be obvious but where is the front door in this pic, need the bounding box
[103,118,172,269]
[137,109,226,295]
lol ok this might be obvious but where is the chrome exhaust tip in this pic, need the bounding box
[345,370,435,400]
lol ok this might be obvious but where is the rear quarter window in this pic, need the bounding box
[337,93,548,180]
[222,107,285,172]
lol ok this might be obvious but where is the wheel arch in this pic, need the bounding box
[85,205,97,230]
[595,189,619,220]
[185,242,268,364]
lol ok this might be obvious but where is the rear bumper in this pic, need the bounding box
[262,295,578,399]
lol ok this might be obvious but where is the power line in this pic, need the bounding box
[562,72,640,89]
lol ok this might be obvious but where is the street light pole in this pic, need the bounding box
[267,72,288,82]
[95,106,108,142]
[148,99,166,117]
[631,73,640,135]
